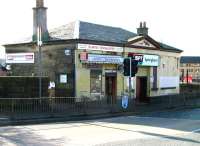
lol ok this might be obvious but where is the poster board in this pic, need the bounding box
[159,76,179,88]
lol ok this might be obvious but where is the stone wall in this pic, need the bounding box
[5,43,76,97]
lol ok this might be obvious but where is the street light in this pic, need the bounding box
[37,26,42,99]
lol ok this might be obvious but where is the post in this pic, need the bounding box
[37,27,43,99]
[129,57,132,98]
[182,69,184,82]
[39,45,42,99]
[186,69,189,84]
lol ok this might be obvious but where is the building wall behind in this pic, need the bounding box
[75,49,124,98]
[125,47,180,97]
[5,43,76,97]
[5,43,181,98]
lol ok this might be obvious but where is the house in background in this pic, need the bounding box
[3,0,182,103]
[180,56,200,83]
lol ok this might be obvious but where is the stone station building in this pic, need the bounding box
[4,0,182,103]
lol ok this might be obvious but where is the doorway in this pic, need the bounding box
[136,76,149,103]
[105,73,117,104]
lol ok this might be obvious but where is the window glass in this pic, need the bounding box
[90,70,102,94]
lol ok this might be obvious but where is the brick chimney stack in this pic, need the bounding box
[32,0,49,42]
[36,0,44,7]
[137,22,148,36]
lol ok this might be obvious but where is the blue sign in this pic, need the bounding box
[88,54,123,64]
[122,95,129,109]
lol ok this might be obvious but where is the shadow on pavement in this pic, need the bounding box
[139,108,200,120]
[92,108,200,132]
[0,127,65,146]
[85,122,200,144]
[138,131,200,144]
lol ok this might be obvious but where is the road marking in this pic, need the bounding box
[192,128,200,133]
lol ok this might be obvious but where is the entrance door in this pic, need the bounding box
[105,73,117,104]
[136,77,149,103]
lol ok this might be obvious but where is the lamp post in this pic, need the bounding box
[37,26,42,99]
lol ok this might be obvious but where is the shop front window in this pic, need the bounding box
[90,70,102,94]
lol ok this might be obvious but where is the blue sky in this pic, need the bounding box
[0,0,200,57]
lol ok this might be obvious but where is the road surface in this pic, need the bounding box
[1,108,200,146]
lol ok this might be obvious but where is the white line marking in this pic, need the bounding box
[192,128,200,133]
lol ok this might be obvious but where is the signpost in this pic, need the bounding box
[37,26,42,99]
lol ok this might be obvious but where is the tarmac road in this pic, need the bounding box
[1,108,200,146]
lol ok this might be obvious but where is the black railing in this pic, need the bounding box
[0,93,200,121]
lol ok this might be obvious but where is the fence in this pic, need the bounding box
[0,76,49,98]
[0,96,134,120]
[0,93,200,121]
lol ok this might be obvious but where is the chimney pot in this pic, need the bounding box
[140,22,143,28]
[36,0,44,7]
[143,22,146,28]
[137,21,148,36]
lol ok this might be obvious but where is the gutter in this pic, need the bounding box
[3,39,183,53]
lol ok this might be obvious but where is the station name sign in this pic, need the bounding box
[138,54,159,66]
[6,53,34,64]
[129,53,159,66]
[78,44,123,52]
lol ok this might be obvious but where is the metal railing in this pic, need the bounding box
[0,96,132,117]
[0,93,200,120]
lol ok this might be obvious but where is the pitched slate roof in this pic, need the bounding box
[79,21,137,43]
[49,21,77,40]
[159,42,181,52]
[4,20,182,52]
[180,56,200,64]
[8,21,77,44]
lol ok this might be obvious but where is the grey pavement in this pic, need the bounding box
[0,108,200,146]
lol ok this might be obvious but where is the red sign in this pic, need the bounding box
[80,52,88,61]
[183,76,192,83]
